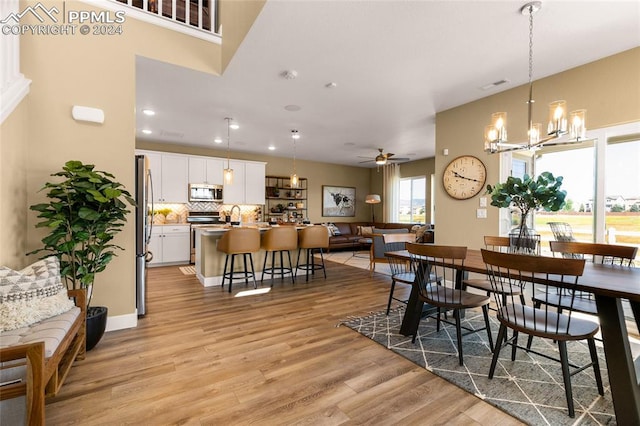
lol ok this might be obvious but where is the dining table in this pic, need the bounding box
[385,248,640,424]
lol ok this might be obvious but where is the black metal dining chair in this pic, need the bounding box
[463,236,526,308]
[383,233,417,314]
[481,248,604,418]
[531,241,638,316]
[407,243,493,366]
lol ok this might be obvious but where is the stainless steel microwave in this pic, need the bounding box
[189,183,223,202]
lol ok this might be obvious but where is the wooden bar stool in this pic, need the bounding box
[217,228,261,293]
[261,226,298,286]
[296,225,329,282]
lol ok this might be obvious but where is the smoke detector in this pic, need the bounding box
[281,70,298,80]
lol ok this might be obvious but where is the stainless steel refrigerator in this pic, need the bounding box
[135,155,154,316]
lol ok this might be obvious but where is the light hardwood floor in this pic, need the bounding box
[46,260,523,425]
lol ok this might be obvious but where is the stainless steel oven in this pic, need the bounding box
[187,211,221,264]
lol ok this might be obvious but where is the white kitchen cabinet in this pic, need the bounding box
[223,160,246,205]
[148,225,190,265]
[223,160,266,205]
[245,162,266,204]
[160,155,189,203]
[188,157,224,184]
[142,151,189,203]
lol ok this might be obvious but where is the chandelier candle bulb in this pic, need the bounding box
[569,109,586,140]
[547,100,567,135]
[490,112,507,143]
[528,123,541,144]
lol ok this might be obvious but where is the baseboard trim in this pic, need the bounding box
[106,312,138,332]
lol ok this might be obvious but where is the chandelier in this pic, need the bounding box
[290,130,300,188]
[484,1,586,154]
[224,117,238,184]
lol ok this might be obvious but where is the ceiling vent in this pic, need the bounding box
[481,79,510,90]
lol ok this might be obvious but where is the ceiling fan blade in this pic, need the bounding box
[385,153,395,158]
[359,159,375,163]
[387,157,410,161]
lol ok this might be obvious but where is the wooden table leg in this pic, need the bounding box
[595,295,640,424]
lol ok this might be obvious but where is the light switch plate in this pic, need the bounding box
[479,197,487,207]
[476,208,487,219]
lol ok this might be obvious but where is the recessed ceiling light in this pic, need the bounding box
[284,105,301,112]
[214,138,222,144]
[142,129,152,134]
[344,142,355,146]
[325,82,337,88]
[142,109,155,116]
[268,146,276,151]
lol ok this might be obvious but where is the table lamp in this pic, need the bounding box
[365,194,381,222]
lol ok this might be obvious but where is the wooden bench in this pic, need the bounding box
[0,289,86,425]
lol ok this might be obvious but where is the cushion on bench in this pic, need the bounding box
[0,307,81,358]
[0,257,75,332]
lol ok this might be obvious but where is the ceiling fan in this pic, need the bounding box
[359,148,410,165]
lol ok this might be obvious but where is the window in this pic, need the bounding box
[533,122,639,260]
[605,138,640,248]
[398,176,426,223]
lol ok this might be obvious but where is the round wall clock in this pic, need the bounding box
[443,155,487,200]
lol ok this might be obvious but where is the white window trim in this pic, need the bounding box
[0,0,32,124]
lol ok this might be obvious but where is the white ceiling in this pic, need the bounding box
[136,0,640,167]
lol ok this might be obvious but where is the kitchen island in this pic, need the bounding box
[194,224,309,287]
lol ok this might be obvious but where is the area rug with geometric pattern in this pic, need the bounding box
[340,307,615,425]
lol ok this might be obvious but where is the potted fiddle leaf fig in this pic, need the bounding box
[29,160,135,350]
[486,171,566,253]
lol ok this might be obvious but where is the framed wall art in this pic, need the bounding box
[322,185,356,217]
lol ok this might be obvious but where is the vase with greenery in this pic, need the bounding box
[29,160,135,349]
[486,171,566,253]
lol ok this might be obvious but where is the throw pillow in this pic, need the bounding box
[359,226,374,236]
[328,223,341,236]
[0,256,75,332]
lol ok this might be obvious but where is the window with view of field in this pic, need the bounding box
[535,136,639,260]
[398,176,426,224]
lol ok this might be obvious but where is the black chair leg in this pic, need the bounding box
[260,252,269,283]
[243,254,250,285]
[222,254,229,290]
[228,254,236,293]
[319,249,326,279]
[386,280,397,315]
[511,331,519,361]
[558,340,575,418]
[489,324,507,379]
[248,253,257,289]
[588,338,605,395]
[286,250,295,284]
[279,250,284,283]
[454,309,464,366]
[481,305,494,352]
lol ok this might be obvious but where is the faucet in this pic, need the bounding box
[230,205,241,224]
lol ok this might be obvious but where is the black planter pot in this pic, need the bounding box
[86,306,108,351]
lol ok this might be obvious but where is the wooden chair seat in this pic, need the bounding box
[499,304,599,340]
[421,286,490,310]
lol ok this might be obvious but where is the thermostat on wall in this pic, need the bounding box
[72,106,104,124]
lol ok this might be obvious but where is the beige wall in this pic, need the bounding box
[136,141,373,223]
[435,48,640,249]
[0,100,29,270]
[0,0,262,320]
